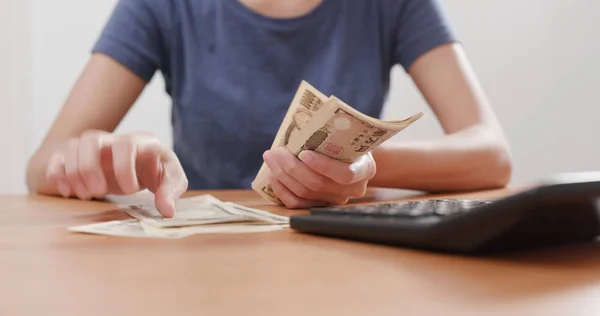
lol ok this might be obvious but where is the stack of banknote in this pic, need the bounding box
[68,195,289,239]
[251,81,425,204]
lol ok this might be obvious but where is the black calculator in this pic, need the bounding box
[289,172,600,254]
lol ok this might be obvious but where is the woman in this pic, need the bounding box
[26,0,512,217]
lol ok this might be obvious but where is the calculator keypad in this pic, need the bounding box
[311,199,492,218]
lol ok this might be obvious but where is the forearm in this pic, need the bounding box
[369,124,512,192]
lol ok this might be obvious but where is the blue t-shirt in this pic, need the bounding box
[93,0,457,190]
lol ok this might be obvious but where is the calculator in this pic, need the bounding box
[289,172,600,255]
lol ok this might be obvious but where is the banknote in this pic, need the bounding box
[125,195,289,228]
[68,195,289,238]
[223,202,288,224]
[130,194,223,209]
[68,219,185,239]
[285,97,423,161]
[140,221,287,238]
[271,80,329,149]
[250,81,330,203]
[251,81,424,204]
[125,196,250,228]
[68,219,286,239]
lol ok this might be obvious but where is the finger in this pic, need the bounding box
[298,150,376,185]
[64,139,92,200]
[47,152,71,198]
[136,139,188,218]
[111,135,141,195]
[263,149,345,203]
[265,148,360,201]
[78,131,110,198]
[268,175,320,209]
[153,153,188,218]
[263,150,319,200]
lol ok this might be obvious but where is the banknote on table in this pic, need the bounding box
[68,219,184,239]
[125,194,251,228]
[222,202,289,224]
[251,80,424,204]
[68,194,289,238]
[125,195,288,228]
[139,221,287,238]
[68,219,286,239]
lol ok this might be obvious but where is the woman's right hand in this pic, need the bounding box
[27,54,187,217]
[45,130,188,218]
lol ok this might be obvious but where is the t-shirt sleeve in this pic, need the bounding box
[391,0,458,71]
[92,0,168,82]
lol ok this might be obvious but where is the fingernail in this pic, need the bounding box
[167,198,176,217]
[298,151,314,164]
[263,151,273,165]
[349,163,362,183]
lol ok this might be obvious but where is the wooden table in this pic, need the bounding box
[2,188,600,315]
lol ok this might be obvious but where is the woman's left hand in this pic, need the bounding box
[263,147,377,208]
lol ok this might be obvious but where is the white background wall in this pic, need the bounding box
[0,0,31,194]
[384,0,600,185]
[1,0,598,194]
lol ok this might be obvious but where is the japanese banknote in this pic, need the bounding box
[251,80,424,204]
[68,194,289,238]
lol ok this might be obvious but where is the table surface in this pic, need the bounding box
[2,187,600,316]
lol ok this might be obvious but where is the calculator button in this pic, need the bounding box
[380,201,422,216]
[460,200,492,208]
[431,199,490,216]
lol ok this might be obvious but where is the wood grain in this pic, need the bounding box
[1,188,600,316]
